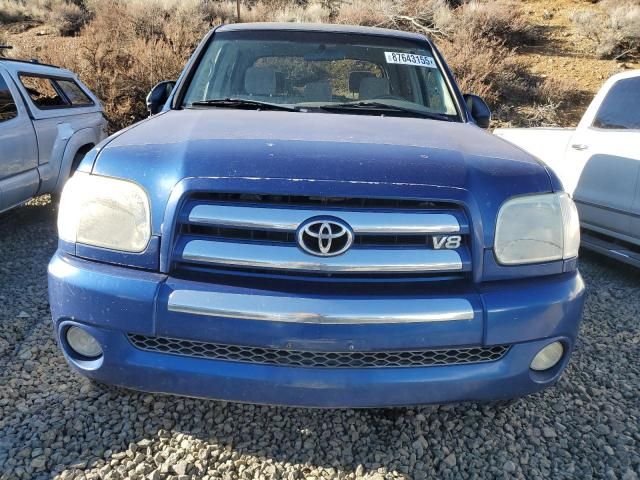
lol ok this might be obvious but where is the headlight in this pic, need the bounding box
[58,173,151,252]
[494,192,580,265]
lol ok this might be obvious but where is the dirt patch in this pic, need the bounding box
[512,0,639,125]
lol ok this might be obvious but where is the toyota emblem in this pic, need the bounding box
[297,217,353,257]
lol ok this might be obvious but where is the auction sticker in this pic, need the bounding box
[384,52,437,68]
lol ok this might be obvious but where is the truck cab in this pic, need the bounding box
[0,58,107,213]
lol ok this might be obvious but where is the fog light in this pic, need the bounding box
[66,326,102,358]
[530,341,564,371]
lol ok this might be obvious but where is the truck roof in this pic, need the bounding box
[0,57,75,77]
[216,22,429,42]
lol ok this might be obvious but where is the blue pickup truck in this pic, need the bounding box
[48,23,585,408]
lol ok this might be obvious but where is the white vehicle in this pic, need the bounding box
[495,70,640,267]
[0,58,107,213]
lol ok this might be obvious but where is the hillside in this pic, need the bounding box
[1,0,638,130]
[513,0,638,124]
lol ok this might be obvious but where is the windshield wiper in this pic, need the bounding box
[190,98,298,112]
[318,101,452,121]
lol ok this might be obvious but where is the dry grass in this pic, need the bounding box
[0,32,9,56]
[242,1,331,23]
[0,0,70,23]
[454,1,531,46]
[492,75,586,127]
[335,0,393,27]
[51,2,92,36]
[537,76,582,106]
[31,0,210,130]
[334,0,530,43]
[571,0,640,60]
[439,33,517,104]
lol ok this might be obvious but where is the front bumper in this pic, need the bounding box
[48,251,585,408]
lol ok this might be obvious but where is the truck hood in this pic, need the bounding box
[95,109,549,187]
[92,109,553,241]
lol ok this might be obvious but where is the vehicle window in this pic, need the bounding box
[19,74,69,108]
[55,79,94,106]
[183,31,459,120]
[0,73,18,122]
[252,56,383,103]
[593,77,640,130]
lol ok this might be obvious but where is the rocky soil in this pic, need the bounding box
[0,198,638,480]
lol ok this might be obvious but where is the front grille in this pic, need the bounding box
[128,334,508,368]
[171,193,472,279]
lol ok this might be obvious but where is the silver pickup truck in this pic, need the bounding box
[0,58,107,213]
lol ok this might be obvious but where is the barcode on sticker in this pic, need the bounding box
[384,52,437,68]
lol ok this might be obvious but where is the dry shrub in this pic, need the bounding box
[200,0,238,23]
[35,0,209,131]
[537,76,581,106]
[0,0,44,22]
[571,0,640,59]
[1,1,34,22]
[337,0,530,44]
[334,0,391,26]
[493,75,586,127]
[0,32,9,56]
[243,1,330,23]
[455,1,531,46]
[0,0,83,23]
[516,102,562,127]
[51,2,92,36]
[368,0,456,37]
[439,31,518,104]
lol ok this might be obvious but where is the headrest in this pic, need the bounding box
[244,67,277,96]
[304,81,332,102]
[359,77,390,100]
[348,71,376,93]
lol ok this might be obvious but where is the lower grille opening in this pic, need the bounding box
[128,334,509,368]
[172,263,470,283]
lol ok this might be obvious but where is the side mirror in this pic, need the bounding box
[463,94,491,129]
[146,80,176,115]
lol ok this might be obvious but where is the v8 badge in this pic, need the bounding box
[432,235,462,249]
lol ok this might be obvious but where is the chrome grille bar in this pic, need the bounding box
[179,239,464,273]
[187,204,462,234]
[168,290,475,323]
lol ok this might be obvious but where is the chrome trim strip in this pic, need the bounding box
[180,239,464,273]
[188,204,461,234]
[168,290,475,324]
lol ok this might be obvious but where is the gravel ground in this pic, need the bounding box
[0,197,638,480]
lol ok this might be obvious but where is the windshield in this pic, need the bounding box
[182,30,460,121]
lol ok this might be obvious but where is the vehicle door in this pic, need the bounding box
[0,68,39,212]
[566,75,640,239]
